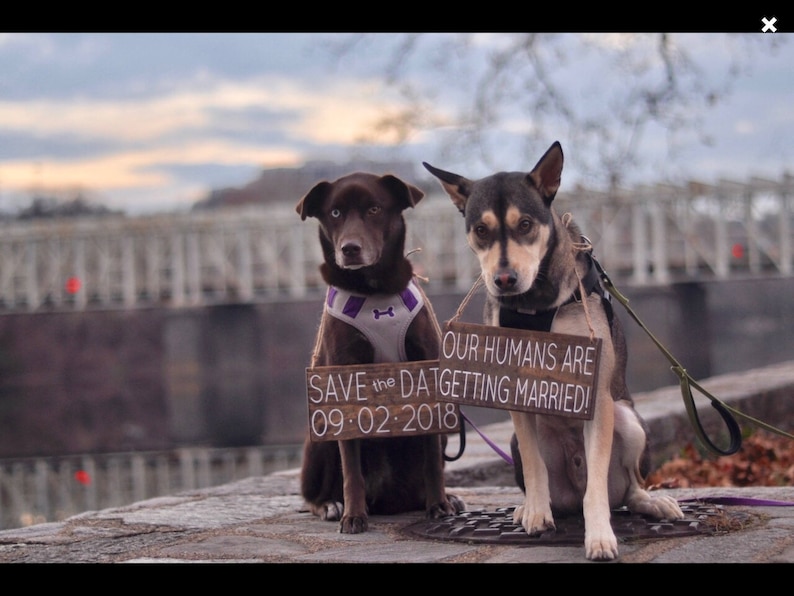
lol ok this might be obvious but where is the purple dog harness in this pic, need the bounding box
[325,280,425,363]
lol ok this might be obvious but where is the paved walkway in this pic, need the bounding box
[0,361,792,564]
[0,466,792,564]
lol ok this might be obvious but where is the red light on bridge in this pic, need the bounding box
[731,244,745,260]
[65,277,82,294]
[74,470,91,486]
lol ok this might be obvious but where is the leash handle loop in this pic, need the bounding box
[591,256,750,456]
[597,255,794,452]
[674,366,743,456]
[685,373,794,442]
[443,418,467,462]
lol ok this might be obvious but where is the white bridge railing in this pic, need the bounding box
[0,444,302,530]
[0,174,791,313]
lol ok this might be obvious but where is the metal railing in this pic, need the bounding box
[0,174,791,313]
[0,444,302,530]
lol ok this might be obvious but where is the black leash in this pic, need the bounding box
[443,410,517,464]
[590,254,794,456]
[444,245,794,462]
[443,418,466,462]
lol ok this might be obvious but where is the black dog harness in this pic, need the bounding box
[498,251,614,333]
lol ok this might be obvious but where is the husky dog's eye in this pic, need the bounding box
[518,218,533,234]
[474,224,488,238]
[330,208,341,218]
[367,205,381,216]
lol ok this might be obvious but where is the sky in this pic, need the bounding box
[0,32,791,215]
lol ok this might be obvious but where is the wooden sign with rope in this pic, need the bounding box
[437,321,601,420]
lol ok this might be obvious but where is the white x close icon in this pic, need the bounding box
[762,16,777,32]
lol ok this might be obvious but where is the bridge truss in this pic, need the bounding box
[0,175,791,313]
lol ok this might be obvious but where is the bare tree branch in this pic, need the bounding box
[323,33,780,188]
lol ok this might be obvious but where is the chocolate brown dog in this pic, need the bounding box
[296,171,464,534]
[424,142,683,560]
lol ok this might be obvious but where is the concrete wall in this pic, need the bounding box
[0,276,792,458]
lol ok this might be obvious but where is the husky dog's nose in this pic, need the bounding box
[494,269,518,291]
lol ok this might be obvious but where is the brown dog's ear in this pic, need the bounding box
[295,181,332,220]
[380,175,424,210]
[528,141,564,205]
[422,162,471,216]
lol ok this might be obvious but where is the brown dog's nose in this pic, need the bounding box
[494,270,517,290]
[342,242,362,257]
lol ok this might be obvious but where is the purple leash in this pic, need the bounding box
[678,497,794,507]
[461,411,514,465]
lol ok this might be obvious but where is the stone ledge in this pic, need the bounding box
[443,361,794,486]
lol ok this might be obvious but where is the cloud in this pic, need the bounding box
[0,76,363,143]
[0,70,405,202]
[1,140,303,190]
[0,33,791,215]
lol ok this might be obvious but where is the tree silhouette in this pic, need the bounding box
[15,195,122,220]
[323,33,783,189]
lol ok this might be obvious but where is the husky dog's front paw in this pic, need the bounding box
[513,503,556,536]
[627,490,685,520]
[315,500,343,521]
[585,529,619,561]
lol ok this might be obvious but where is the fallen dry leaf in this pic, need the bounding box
[646,430,794,489]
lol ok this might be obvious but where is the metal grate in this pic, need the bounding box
[403,502,746,546]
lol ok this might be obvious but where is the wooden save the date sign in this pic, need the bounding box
[437,321,602,420]
[304,322,602,441]
[305,360,461,442]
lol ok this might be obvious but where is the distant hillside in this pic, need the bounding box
[192,159,431,210]
[2,195,123,221]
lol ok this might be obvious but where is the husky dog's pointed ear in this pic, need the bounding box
[423,162,471,216]
[295,180,332,220]
[528,141,564,205]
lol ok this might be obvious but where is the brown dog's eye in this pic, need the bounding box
[367,205,381,216]
[330,208,341,218]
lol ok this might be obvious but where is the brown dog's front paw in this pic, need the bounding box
[426,494,466,519]
[339,514,368,534]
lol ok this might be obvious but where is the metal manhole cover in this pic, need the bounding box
[404,502,741,546]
